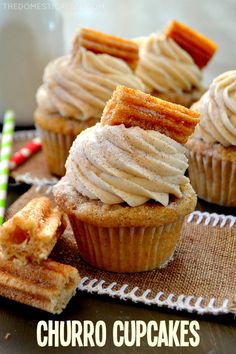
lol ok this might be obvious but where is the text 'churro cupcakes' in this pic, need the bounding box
[187,71,236,206]
[54,86,199,273]
[35,28,145,176]
[135,20,217,107]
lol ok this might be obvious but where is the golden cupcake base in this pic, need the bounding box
[68,216,184,272]
[34,109,98,177]
[187,138,236,206]
[37,127,75,176]
[54,179,196,273]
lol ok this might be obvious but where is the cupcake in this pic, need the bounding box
[135,20,217,107]
[187,71,236,207]
[35,28,145,176]
[53,86,199,273]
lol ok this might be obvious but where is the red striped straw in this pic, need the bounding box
[9,137,42,171]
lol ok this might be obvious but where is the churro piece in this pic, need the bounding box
[0,197,66,263]
[101,86,200,144]
[73,28,139,69]
[164,20,217,69]
[0,256,80,314]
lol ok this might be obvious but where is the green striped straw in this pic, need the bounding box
[0,110,15,225]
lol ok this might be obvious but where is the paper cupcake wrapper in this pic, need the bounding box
[68,215,184,273]
[36,127,75,177]
[188,149,236,206]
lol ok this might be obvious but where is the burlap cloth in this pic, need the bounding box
[6,186,236,316]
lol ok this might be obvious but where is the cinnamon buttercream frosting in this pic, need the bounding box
[135,34,202,94]
[194,71,236,147]
[64,123,189,207]
[36,48,145,121]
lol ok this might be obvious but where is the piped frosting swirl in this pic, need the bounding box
[135,34,202,94]
[65,123,189,207]
[36,47,145,121]
[194,71,236,146]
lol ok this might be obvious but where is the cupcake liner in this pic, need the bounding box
[188,148,236,206]
[37,127,75,176]
[68,215,184,273]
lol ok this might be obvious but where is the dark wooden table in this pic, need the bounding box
[0,183,235,354]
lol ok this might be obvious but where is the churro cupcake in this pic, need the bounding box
[35,28,145,176]
[187,71,236,206]
[54,86,199,273]
[135,20,217,107]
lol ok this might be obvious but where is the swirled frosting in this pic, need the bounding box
[194,71,236,146]
[65,123,189,207]
[135,34,202,94]
[36,48,145,121]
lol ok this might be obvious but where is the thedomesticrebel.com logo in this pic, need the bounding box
[1,1,104,11]
[37,320,200,348]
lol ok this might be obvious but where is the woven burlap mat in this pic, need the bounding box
[5,186,236,316]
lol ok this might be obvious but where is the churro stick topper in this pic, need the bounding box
[101,85,200,144]
[73,27,139,69]
[164,20,218,69]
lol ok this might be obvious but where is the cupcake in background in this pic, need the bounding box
[135,20,217,107]
[53,86,199,273]
[187,71,236,206]
[35,28,145,176]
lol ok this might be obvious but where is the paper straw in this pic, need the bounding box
[9,137,42,170]
[0,110,15,225]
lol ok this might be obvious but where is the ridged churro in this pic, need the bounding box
[73,27,139,69]
[101,86,200,144]
[0,197,66,263]
[0,256,80,314]
[164,20,217,68]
